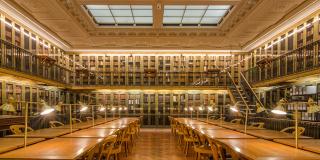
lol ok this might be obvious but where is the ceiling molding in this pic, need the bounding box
[0,0,71,50]
[243,0,320,52]
[68,49,245,53]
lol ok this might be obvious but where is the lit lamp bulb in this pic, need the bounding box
[184,108,188,111]
[111,107,116,111]
[124,107,128,110]
[40,99,55,115]
[208,106,213,112]
[119,107,122,111]
[230,106,239,112]
[271,98,287,115]
[198,106,203,111]
[189,107,193,111]
[79,102,88,112]
[99,107,106,112]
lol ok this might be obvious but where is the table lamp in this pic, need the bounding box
[40,99,55,115]
[0,96,17,113]
[271,98,287,115]
[256,102,267,113]
[79,101,88,112]
[54,101,63,112]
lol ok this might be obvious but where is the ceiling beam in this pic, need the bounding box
[153,1,163,28]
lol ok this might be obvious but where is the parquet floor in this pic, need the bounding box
[122,128,189,160]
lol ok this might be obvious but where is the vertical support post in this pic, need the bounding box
[244,108,248,134]
[24,103,28,148]
[92,105,95,127]
[105,107,107,121]
[69,104,72,133]
[295,104,298,149]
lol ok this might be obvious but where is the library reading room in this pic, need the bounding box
[0,0,319,159]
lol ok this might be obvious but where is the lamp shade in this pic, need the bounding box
[271,98,287,115]
[230,102,239,112]
[79,101,88,112]
[256,102,266,113]
[99,105,106,112]
[54,101,63,112]
[40,99,55,115]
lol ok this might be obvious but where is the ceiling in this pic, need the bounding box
[9,0,310,50]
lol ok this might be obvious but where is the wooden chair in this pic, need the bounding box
[49,121,64,128]
[206,137,224,160]
[280,126,305,135]
[10,125,33,134]
[84,143,100,160]
[230,119,242,124]
[98,135,118,160]
[122,124,134,157]
[86,117,93,121]
[182,126,198,156]
[175,123,185,145]
[169,117,177,135]
[108,129,126,160]
[72,118,82,124]
[192,130,212,160]
[250,122,264,128]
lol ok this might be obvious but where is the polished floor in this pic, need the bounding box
[123,128,188,160]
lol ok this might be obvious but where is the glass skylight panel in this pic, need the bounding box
[84,5,153,26]
[204,10,228,17]
[90,10,112,16]
[163,5,232,26]
[163,17,182,24]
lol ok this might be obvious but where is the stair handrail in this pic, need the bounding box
[226,72,251,114]
[240,72,266,112]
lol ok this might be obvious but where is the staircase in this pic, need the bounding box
[226,72,265,114]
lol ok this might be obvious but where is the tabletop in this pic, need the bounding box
[93,123,128,129]
[0,138,101,160]
[245,129,312,140]
[216,139,320,160]
[174,118,208,125]
[0,138,44,154]
[219,123,265,131]
[54,118,116,129]
[274,139,320,154]
[184,124,226,130]
[200,129,256,139]
[7,128,74,138]
[61,128,117,138]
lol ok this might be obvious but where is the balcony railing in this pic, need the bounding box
[243,40,320,84]
[0,39,228,87]
[70,71,227,87]
[0,39,71,84]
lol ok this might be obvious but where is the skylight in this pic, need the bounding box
[163,5,232,27]
[84,5,153,26]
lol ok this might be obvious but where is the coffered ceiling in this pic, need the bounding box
[8,0,311,50]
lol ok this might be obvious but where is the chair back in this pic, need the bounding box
[250,122,264,128]
[49,121,64,128]
[280,126,305,135]
[86,117,93,121]
[98,135,118,160]
[72,118,82,124]
[10,125,33,134]
[230,119,242,124]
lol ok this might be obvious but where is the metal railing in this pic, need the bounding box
[226,72,251,113]
[240,72,265,110]
[243,40,320,83]
[71,71,227,87]
[0,39,71,84]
